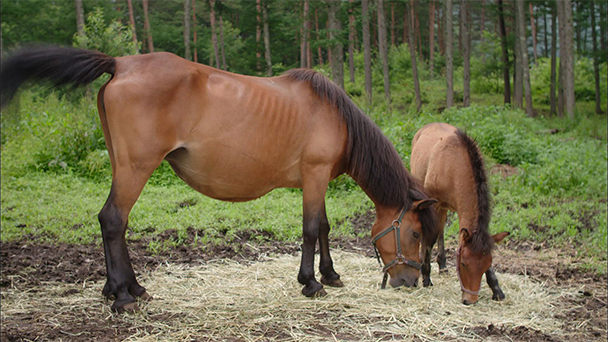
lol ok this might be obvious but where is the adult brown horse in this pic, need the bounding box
[1,47,438,313]
[410,123,509,305]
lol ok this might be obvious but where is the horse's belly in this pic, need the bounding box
[165,146,302,202]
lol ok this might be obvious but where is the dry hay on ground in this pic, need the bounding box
[1,250,605,342]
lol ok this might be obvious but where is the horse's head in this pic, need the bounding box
[457,229,510,305]
[372,199,438,288]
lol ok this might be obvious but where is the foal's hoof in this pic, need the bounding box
[321,276,344,288]
[438,268,449,274]
[138,291,153,301]
[302,282,326,298]
[112,301,140,314]
[492,290,506,301]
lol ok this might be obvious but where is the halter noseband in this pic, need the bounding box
[455,245,483,296]
[372,207,422,289]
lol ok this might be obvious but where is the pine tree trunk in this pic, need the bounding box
[517,0,534,116]
[601,1,607,53]
[75,0,85,38]
[461,0,470,107]
[409,0,422,111]
[391,2,395,46]
[498,0,511,104]
[378,0,391,106]
[362,0,373,104]
[529,2,538,65]
[403,8,408,46]
[209,0,220,69]
[438,6,444,55]
[315,9,323,65]
[193,0,198,63]
[219,13,226,70]
[143,0,154,52]
[543,8,548,58]
[514,0,523,109]
[327,20,332,64]
[262,1,272,76]
[445,0,454,108]
[349,0,356,83]
[480,0,485,42]
[306,1,312,68]
[590,0,603,114]
[429,0,435,79]
[184,0,192,61]
[127,0,138,44]
[550,3,557,115]
[557,0,575,118]
[300,0,308,68]
[256,0,262,71]
[327,0,344,89]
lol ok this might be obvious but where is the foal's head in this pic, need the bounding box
[457,229,509,305]
[372,199,438,288]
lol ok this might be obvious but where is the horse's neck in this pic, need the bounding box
[454,189,479,232]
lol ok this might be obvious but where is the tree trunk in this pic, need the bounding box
[498,0,511,104]
[143,0,154,52]
[209,0,220,69]
[75,0,85,38]
[362,0,373,105]
[300,0,309,68]
[543,8,548,58]
[193,0,198,63]
[184,0,191,61]
[445,0,454,108]
[601,1,607,53]
[529,2,538,65]
[514,0,523,109]
[403,8,408,47]
[327,20,332,64]
[127,0,138,44]
[328,0,344,89]
[557,0,575,118]
[390,2,395,46]
[315,9,323,65]
[590,0,603,114]
[378,0,391,106]
[438,7,444,56]
[416,6,422,57]
[516,0,534,116]
[461,0,470,107]
[409,0,422,111]
[480,0,485,42]
[262,1,272,76]
[306,2,312,68]
[349,0,356,83]
[429,0,435,79]
[219,12,226,70]
[550,3,557,115]
[256,0,262,71]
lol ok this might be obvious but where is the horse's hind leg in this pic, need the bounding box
[436,209,448,273]
[318,207,343,288]
[485,267,506,301]
[98,162,161,312]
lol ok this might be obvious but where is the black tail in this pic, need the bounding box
[1,46,115,107]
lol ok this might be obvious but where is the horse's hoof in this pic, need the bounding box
[321,276,344,288]
[138,291,153,301]
[492,291,506,301]
[438,269,448,274]
[423,279,433,287]
[112,301,140,314]
[302,282,325,297]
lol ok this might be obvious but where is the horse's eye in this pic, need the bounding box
[412,231,420,239]
[461,262,466,267]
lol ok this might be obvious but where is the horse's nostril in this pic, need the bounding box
[462,299,471,305]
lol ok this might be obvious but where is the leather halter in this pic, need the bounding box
[372,207,422,289]
[455,245,483,296]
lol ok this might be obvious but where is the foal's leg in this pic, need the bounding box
[298,166,331,297]
[318,207,343,287]
[421,239,434,287]
[436,209,448,274]
[99,163,160,312]
[485,267,506,301]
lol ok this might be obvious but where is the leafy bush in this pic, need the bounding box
[73,7,138,56]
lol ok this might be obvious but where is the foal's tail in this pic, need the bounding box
[1,46,115,107]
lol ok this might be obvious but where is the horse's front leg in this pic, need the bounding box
[421,240,434,287]
[318,208,343,288]
[485,267,506,301]
[436,208,448,274]
[298,167,331,297]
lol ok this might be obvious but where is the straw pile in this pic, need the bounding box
[1,250,586,341]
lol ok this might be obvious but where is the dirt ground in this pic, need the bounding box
[1,213,606,342]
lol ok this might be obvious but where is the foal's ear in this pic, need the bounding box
[460,228,472,242]
[492,231,510,243]
[413,199,438,211]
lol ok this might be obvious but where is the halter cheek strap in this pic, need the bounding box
[372,207,422,289]
[455,246,483,296]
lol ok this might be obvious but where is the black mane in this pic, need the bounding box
[456,129,494,254]
[284,69,438,247]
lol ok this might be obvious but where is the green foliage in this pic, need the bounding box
[73,7,139,56]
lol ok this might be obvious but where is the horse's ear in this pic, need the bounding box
[460,228,472,242]
[492,231,510,244]
[413,199,438,211]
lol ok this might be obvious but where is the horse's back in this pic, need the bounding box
[101,53,347,201]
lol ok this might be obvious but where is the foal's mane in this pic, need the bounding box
[455,129,494,254]
[284,69,438,247]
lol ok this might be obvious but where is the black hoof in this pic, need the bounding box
[138,291,153,301]
[321,275,344,287]
[111,298,139,314]
[302,282,326,297]
[492,290,506,301]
